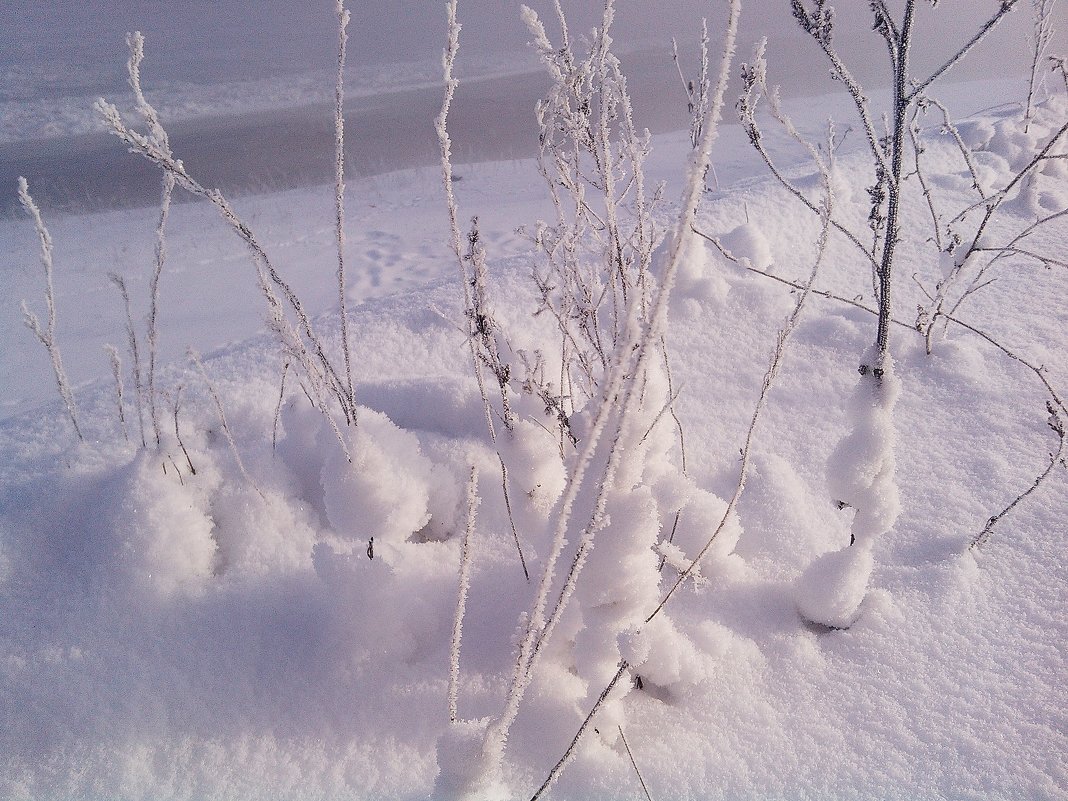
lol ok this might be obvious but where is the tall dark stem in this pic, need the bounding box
[875,0,916,361]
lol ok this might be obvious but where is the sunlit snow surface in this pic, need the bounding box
[1,19,1067,801]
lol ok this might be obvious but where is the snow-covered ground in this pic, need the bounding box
[1,3,1067,800]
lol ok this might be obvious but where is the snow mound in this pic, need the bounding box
[319,408,435,561]
[794,541,875,629]
[719,221,774,272]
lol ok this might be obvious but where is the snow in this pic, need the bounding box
[719,222,774,272]
[794,541,876,630]
[800,346,903,628]
[2,5,1067,801]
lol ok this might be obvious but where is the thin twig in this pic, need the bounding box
[660,335,688,474]
[908,107,943,252]
[105,344,128,441]
[528,661,629,801]
[172,384,196,476]
[973,246,1068,269]
[498,456,530,582]
[970,412,1065,550]
[335,0,356,416]
[907,0,1021,102]
[657,510,683,573]
[108,272,147,447]
[190,348,262,498]
[272,360,290,452]
[449,466,478,722]
[18,177,82,441]
[924,96,986,199]
[790,1,889,173]
[147,171,174,447]
[619,725,655,801]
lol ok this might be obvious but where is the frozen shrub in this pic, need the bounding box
[760,1,1047,625]
[95,29,361,446]
[434,1,742,797]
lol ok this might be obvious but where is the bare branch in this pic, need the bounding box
[908,1,1022,101]
[971,402,1064,549]
[105,344,128,441]
[108,272,147,447]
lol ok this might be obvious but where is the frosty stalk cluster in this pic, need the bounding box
[8,0,1067,797]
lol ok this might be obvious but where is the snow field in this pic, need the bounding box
[1,73,1066,801]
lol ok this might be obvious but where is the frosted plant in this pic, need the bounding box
[725,4,1065,588]
[435,0,492,436]
[96,34,359,445]
[673,19,712,152]
[736,37,895,628]
[435,0,529,580]
[762,1,1023,366]
[919,106,1068,350]
[448,466,478,724]
[971,400,1065,549]
[105,344,128,441]
[769,1,1068,356]
[17,177,82,442]
[523,0,663,404]
[108,272,147,447]
[433,1,741,798]
[466,217,515,430]
[1052,54,1068,94]
[1025,0,1059,130]
[124,31,176,447]
[752,0,1026,628]
[334,0,356,414]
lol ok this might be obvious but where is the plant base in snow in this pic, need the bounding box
[794,541,874,630]
[795,348,901,629]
